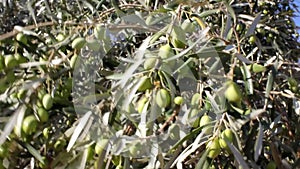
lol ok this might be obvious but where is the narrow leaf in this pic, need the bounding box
[67,111,92,152]
[227,142,250,169]
[245,13,261,37]
[25,143,44,164]
[254,122,264,161]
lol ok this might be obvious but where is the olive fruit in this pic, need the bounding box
[42,94,53,110]
[249,36,256,44]
[56,34,65,42]
[257,28,265,35]
[37,108,49,123]
[138,77,152,92]
[5,55,18,69]
[95,139,109,155]
[158,44,174,59]
[263,9,269,15]
[70,54,78,69]
[189,109,200,128]
[251,63,266,73]
[71,37,86,50]
[43,127,49,139]
[22,115,38,135]
[155,89,171,108]
[17,89,27,100]
[191,93,201,107]
[266,161,276,169]
[236,24,243,32]
[224,81,242,104]
[16,33,27,44]
[54,138,67,150]
[144,57,157,70]
[207,138,221,159]
[174,96,184,105]
[181,19,195,33]
[137,97,147,113]
[288,77,298,93]
[0,145,8,158]
[38,89,46,100]
[200,114,212,128]
[219,129,234,153]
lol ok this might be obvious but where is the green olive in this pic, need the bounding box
[219,129,234,153]
[263,9,269,15]
[137,97,147,113]
[266,161,276,169]
[224,81,242,103]
[42,94,53,110]
[249,36,256,44]
[22,115,38,135]
[5,55,18,69]
[143,57,157,70]
[43,127,49,139]
[191,93,201,107]
[38,89,46,100]
[70,54,78,69]
[236,24,243,32]
[17,89,27,100]
[71,37,86,50]
[189,109,200,128]
[155,89,171,108]
[16,33,27,44]
[0,145,8,158]
[207,138,221,159]
[37,108,49,123]
[174,96,184,105]
[95,139,109,155]
[251,63,266,73]
[199,115,212,131]
[54,138,67,150]
[158,44,174,59]
[138,77,152,92]
[257,28,265,35]
[56,34,65,42]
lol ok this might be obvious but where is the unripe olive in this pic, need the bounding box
[54,138,67,150]
[137,97,147,113]
[236,24,243,31]
[251,63,266,73]
[288,77,298,87]
[137,77,152,92]
[38,89,46,100]
[207,138,221,159]
[16,33,27,44]
[56,34,65,42]
[17,89,27,100]
[158,44,174,59]
[0,145,8,158]
[199,115,212,129]
[219,129,234,153]
[257,28,265,35]
[191,93,201,107]
[291,86,298,93]
[249,36,256,44]
[22,115,38,135]
[155,89,171,108]
[71,37,86,50]
[70,54,78,69]
[37,108,49,123]
[43,127,49,139]
[5,54,18,69]
[189,109,200,128]
[266,161,276,169]
[143,57,157,70]
[263,9,269,15]
[224,81,242,103]
[42,94,53,110]
[181,19,195,33]
[174,96,184,105]
[95,139,109,155]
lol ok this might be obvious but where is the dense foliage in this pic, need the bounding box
[0,0,300,168]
